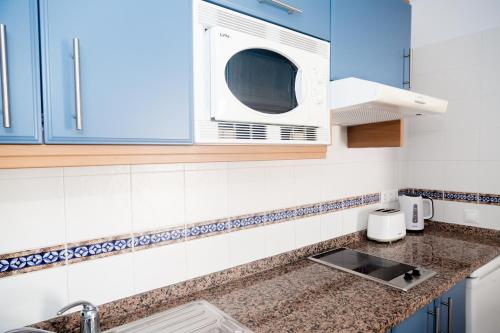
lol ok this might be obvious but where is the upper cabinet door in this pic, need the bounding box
[331,0,411,88]
[0,0,42,143]
[205,0,330,41]
[40,0,193,144]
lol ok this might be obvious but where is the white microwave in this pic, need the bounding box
[193,1,331,144]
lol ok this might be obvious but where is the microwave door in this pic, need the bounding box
[208,26,310,126]
[224,48,299,114]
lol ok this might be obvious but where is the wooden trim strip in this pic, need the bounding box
[347,120,403,148]
[0,144,327,169]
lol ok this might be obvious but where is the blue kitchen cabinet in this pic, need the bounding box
[391,301,435,333]
[0,0,42,143]
[391,280,466,333]
[40,0,193,144]
[439,279,466,333]
[330,0,411,88]
[205,0,330,41]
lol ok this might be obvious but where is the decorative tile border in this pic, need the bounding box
[66,234,134,264]
[3,187,499,279]
[0,192,380,279]
[401,188,500,206]
[444,191,478,203]
[413,188,444,200]
[0,244,66,277]
[478,193,500,205]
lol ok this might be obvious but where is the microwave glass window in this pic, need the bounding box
[225,49,298,114]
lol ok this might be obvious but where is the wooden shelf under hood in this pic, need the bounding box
[347,119,403,148]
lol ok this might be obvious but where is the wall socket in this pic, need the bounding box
[381,190,398,203]
[464,208,480,225]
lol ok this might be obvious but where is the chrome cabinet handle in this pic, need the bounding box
[0,24,11,128]
[428,306,441,333]
[73,38,83,130]
[403,48,411,89]
[441,297,453,333]
[258,0,303,14]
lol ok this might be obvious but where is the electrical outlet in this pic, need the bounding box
[381,190,398,203]
[464,209,480,225]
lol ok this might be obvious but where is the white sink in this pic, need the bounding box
[104,300,252,333]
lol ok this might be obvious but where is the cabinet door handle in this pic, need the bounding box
[441,297,453,333]
[73,38,83,130]
[403,48,411,89]
[0,24,11,128]
[258,0,303,14]
[428,306,441,333]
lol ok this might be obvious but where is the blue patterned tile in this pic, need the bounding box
[26,254,43,266]
[114,239,127,250]
[189,226,201,236]
[479,194,500,205]
[74,246,89,258]
[363,193,381,205]
[127,237,138,248]
[9,257,27,270]
[414,189,444,200]
[0,260,9,272]
[171,229,183,239]
[344,196,363,208]
[60,248,74,260]
[444,191,477,203]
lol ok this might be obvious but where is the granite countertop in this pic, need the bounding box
[181,225,500,333]
[36,222,500,333]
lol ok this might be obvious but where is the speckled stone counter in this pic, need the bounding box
[36,222,500,333]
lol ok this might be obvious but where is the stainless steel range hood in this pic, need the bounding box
[329,77,448,126]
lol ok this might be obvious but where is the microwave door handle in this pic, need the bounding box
[295,69,304,105]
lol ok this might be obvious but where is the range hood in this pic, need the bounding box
[329,77,448,126]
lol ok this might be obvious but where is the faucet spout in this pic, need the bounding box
[57,300,100,333]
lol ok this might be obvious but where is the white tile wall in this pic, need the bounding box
[264,220,296,256]
[131,164,185,232]
[184,166,228,223]
[0,168,65,253]
[295,215,322,248]
[0,267,68,331]
[64,166,132,242]
[134,242,187,293]
[320,211,343,241]
[404,24,500,230]
[67,252,135,306]
[228,227,268,267]
[186,233,230,279]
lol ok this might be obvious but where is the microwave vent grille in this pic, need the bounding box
[331,103,402,126]
[198,2,328,57]
[197,120,328,144]
[217,122,267,140]
[280,126,317,141]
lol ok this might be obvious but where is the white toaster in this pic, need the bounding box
[367,209,406,243]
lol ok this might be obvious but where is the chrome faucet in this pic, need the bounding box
[57,301,100,333]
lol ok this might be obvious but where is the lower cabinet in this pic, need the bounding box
[391,280,466,333]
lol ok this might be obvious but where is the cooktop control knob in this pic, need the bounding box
[412,269,421,277]
[404,272,413,281]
